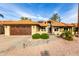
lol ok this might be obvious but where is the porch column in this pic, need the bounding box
[31,25,37,35]
[72,27,74,35]
[52,26,54,34]
[58,28,61,34]
[46,27,48,33]
[4,25,10,36]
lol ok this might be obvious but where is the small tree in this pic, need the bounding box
[50,13,61,22]
[60,31,73,41]
[0,14,4,18]
[20,17,32,21]
[20,17,29,20]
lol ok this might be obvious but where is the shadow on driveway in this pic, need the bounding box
[40,50,50,56]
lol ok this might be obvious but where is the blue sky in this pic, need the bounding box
[0,3,78,23]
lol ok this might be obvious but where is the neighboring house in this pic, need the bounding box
[0,20,78,36]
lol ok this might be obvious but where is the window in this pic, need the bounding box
[64,28,68,31]
[41,27,46,31]
[54,27,59,31]
[33,26,35,28]
[37,27,40,31]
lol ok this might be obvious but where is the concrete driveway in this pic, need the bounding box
[0,35,79,56]
[0,35,31,54]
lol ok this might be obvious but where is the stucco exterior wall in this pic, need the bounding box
[52,27,64,35]
[4,25,75,36]
[71,27,75,35]
[54,31,62,35]
[52,27,75,35]
[31,25,37,35]
[4,26,10,36]
[37,27,48,34]
[52,26,55,34]
[32,25,48,35]
[4,25,48,36]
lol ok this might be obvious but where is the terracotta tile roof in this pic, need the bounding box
[48,20,66,26]
[48,20,75,27]
[37,21,48,26]
[38,23,48,27]
[0,20,38,25]
[0,20,78,27]
[65,23,74,27]
[52,22,66,26]
[72,23,79,27]
[0,20,48,26]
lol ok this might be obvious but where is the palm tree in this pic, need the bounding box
[0,14,4,34]
[0,14,4,18]
[77,3,79,37]
[50,13,61,22]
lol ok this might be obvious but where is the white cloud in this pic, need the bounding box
[50,4,64,17]
[15,10,48,21]
[61,5,78,23]
[0,4,48,21]
[0,3,78,23]
[49,4,78,23]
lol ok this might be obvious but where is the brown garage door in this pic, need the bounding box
[10,25,31,35]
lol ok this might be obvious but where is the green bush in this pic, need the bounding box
[65,36,73,41]
[60,31,73,41]
[40,33,49,39]
[32,33,40,39]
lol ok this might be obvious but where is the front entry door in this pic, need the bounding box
[48,27,52,34]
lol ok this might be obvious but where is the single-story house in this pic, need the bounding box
[0,20,48,36]
[0,20,78,36]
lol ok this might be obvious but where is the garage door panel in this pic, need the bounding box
[10,25,31,35]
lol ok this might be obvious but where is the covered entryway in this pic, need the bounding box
[0,25,4,34]
[48,27,52,34]
[10,25,31,35]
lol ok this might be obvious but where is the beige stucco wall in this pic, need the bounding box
[31,25,37,35]
[52,27,61,35]
[31,25,48,35]
[54,31,62,35]
[37,27,48,34]
[53,30,62,35]
[52,26,55,34]
[4,25,10,36]
[52,27,65,35]
[71,27,75,35]
[4,25,75,36]
[52,27,75,35]
[4,25,48,36]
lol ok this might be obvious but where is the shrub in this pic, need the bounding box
[60,32,66,38]
[60,31,73,41]
[40,33,49,39]
[32,33,40,39]
[65,36,73,41]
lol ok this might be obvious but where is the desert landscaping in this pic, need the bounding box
[0,35,79,56]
